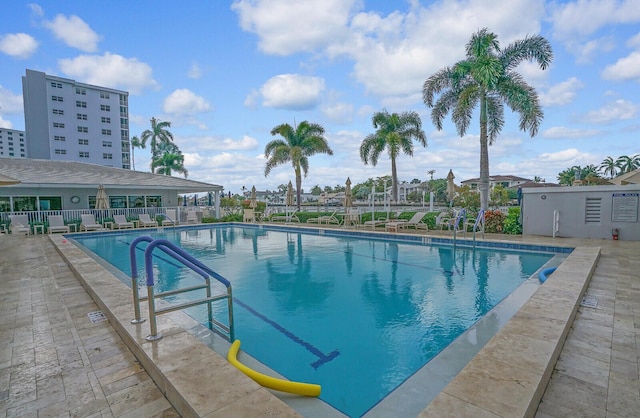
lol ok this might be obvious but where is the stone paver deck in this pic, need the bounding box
[1,227,638,417]
[0,235,179,417]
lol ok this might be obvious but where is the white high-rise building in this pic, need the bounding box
[22,69,131,169]
[0,128,27,159]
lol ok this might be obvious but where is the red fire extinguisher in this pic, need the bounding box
[612,228,619,240]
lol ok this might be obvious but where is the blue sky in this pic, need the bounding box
[1,0,639,193]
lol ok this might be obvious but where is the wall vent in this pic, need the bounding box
[585,197,602,224]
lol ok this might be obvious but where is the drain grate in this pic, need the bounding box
[88,311,107,323]
[580,295,598,309]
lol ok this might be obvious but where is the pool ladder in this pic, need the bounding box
[129,236,235,342]
[452,209,485,247]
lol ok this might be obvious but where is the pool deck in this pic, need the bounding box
[0,226,638,417]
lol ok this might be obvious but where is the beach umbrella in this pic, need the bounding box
[250,186,257,209]
[344,177,353,208]
[286,181,294,218]
[446,169,455,204]
[286,181,294,207]
[95,185,109,209]
[0,174,20,186]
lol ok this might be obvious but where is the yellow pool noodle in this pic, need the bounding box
[227,339,321,397]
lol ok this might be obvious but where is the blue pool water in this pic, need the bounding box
[73,225,554,417]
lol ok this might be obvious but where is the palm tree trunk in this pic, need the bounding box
[391,157,398,203]
[479,95,489,210]
[295,167,302,210]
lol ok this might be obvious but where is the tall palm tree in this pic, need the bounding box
[264,121,333,209]
[423,28,552,209]
[360,110,427,202]
[140,117,175,170]
[616,154,640,174]
[151,143,188,178]
[130,135,144,171]
[599,156,620,178]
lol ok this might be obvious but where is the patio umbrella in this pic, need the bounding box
[344,177,352,208]
[0,174,20,186]
[286,181,294,218]
[446,169,455,204]
[95,185,109,209]
[250,186,257,209]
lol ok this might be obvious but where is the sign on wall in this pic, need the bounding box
[612,193,639,222]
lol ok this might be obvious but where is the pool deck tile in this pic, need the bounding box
[0,227,638,417]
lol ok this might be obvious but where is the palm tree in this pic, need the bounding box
[140,117,175,170]
[599,156,620,178]
[264,121,333,209]
[615,154,640,174]
[360,110,427,202]
[151,143,188,178]
[423,28,553,209]
[130,135,144,171]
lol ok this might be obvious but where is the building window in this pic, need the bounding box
[38,196,63,211]
[77,113,87,120]
[54,149,67,155]
[100,104,111,111]
[76,101,87,108]
[50,82,62,88]
[79,151,89,158]
[54,136,66,141]
[102,141,112,147]
[100,92,110,99]
[146,196,162,207]
[77,126,88,133]
[78,139,89,145]
[120,118,128,126]
[53,122,65,128]
[75,87,86,95]
[52,109,64,115]
[52,96,63,102]
[101,117,111,123]
[101,129,111,135]
[103,153,113,160]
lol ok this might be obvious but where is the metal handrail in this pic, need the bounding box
[128,236,235,342]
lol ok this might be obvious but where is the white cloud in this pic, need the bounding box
[163,89,212,115]
[539,77,584,106]
[188,62,202,79]
[44,14,101,52]
[0,86,25,114]
[0,116,13,129]
[550,0,640,39]
[542,126,601,138]
[0,33,38,59]
[58,52,158,94]
[602,51,640,82]
[583,99,638,124]
[176,134,259,152]
[259,74,325,109]
[28,3,44,17]
[231,0,357,55]
[628,32,640,48]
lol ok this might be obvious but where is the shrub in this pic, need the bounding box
[503,207,522,235]
[484,210,505,233]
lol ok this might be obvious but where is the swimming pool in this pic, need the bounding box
[72,225,557,417]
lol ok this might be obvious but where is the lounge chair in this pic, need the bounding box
[47,215,69,234]
[307,209,339,225]
[138,213,157,227]
[186,210,198,224]
[243,208,255,223]
[162,209,177,226]
[9,215,31,235]
[270,209,299,223]
[360,218,387,230]
[80,214,103,231]
[113,214,134,229]
[385,212,428,232]
[436,212,455,230]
